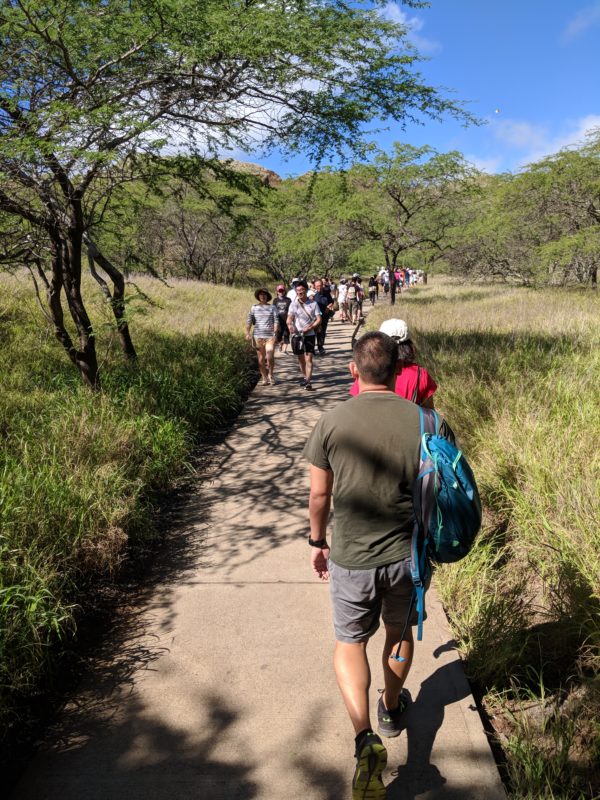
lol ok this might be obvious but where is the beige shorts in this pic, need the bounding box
[253,337,275,353]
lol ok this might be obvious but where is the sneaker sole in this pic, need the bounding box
[352,741,387,800]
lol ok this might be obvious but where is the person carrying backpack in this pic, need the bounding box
[304,331,457,800]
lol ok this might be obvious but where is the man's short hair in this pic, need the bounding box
[353,332,398,385]
[295,280,308,290]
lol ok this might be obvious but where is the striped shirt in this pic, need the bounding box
[247,303,279,338]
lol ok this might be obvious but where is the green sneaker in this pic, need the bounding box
[377,689,410,738]
[352,731,387,800]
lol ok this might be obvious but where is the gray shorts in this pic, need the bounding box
[329,557,421,643]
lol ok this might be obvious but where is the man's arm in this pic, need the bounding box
[308,464,333,580]
[286,303,295,332]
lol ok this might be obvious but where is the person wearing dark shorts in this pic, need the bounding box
[303,331,454,800]
[273,284,291,352]
[287,280,321,390]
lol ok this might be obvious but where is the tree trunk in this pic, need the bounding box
[86,238,137,361]
[47,235,100,389]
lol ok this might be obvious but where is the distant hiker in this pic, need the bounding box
[338,278,349,323]
[287,278,300,302]
[382,270,390,296]
[349,319,437,405]
[273,284,292,353]
[368,276,377,306]
[245,288,279,385]
[355,276,365,320]
[303,331,454,800]
[346,277,359,323]
[287,280,321,391]
[313,278,335,355]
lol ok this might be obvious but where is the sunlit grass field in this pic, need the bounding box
[369,282,600,798]
[0,272,256,726]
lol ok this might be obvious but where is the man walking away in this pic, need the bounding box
[245,288,279,385]
[303,331,454,799]
[346,277,358,323]
[368,276,377,306]
[287,280,321,391]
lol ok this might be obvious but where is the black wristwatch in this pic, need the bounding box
[308,537,328,548]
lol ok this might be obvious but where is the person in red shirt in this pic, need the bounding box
[348,319,436,407]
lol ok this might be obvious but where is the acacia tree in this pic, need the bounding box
[340,144,477,303]
[0,0,470,387]
[445,132,600,287]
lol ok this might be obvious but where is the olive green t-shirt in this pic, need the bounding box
[303,392,452,570]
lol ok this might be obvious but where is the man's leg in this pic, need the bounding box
[305,352,314,382]
[381,625,414,711]
[333,641,371,734]
[297,354,307,379]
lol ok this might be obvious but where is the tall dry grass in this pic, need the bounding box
[0,272,258,726]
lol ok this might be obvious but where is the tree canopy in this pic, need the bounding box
[0,0,470,386]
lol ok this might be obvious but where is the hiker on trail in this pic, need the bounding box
[338,278,349,323]
[355,276,365,320]
[346,277,359,323]
[273,284,292,353]
[368,276,377,306]
[313,278,335,355]
[303,331,454,800]
[382,270,390,297]
[348,319,437,406]
[287,278,300,302]
[287,280,321,391]
[245,288,279,386]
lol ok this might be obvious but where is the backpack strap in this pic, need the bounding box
[409,408,439,640]
[411,366,422,404]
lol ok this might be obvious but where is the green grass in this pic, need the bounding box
[0,272,258,725]
[368,281,600,796]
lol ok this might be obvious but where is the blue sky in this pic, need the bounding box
[244,0,600,178]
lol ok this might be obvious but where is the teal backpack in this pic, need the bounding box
[393,408,482,656]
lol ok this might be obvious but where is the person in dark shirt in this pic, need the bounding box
[273,284,292,352]
[304,331,455,799]
[313,278,335,355]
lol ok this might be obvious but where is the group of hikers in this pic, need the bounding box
[245,277,336,390]
[245,273,430,393]
[246,272,448,799]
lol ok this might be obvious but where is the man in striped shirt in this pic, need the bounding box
[245,288,280,385]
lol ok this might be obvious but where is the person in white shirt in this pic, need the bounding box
[287,281,321,391]
[337,279,349,323]
[287,278,300,302]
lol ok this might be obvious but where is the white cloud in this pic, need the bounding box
[491,114,600,169]
[380,2,441,54]
[465,154,503,174]
[561,1,600,43]
[493,119,550,150]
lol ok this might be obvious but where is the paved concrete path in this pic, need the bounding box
[12,315,505,800]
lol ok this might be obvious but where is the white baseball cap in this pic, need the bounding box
[379,318,410,342]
